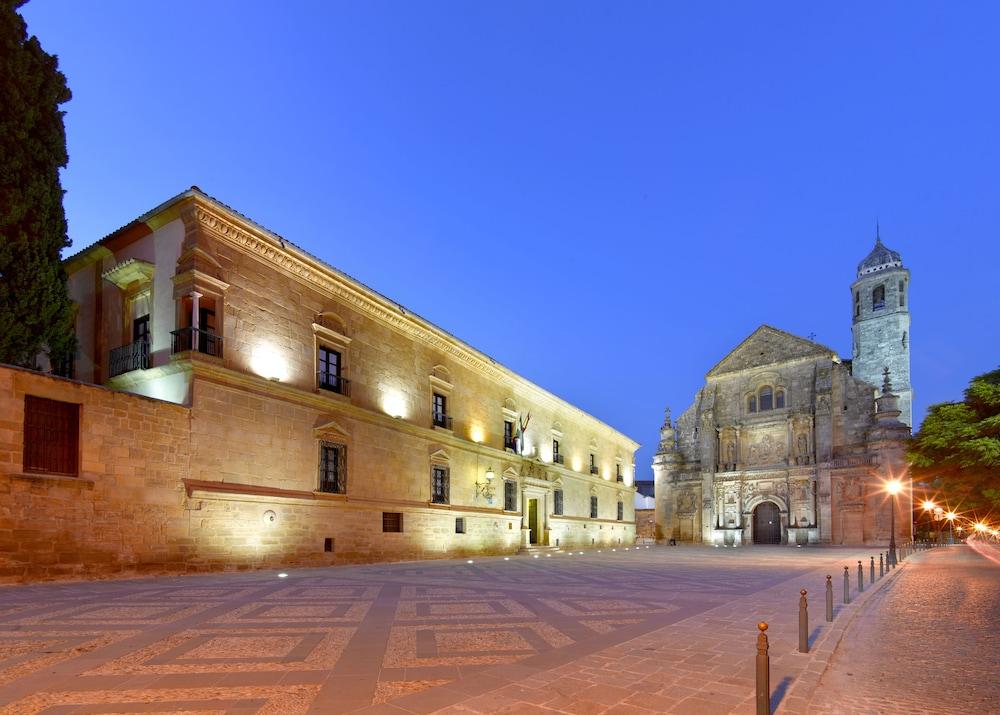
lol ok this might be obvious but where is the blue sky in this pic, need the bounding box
[22,1,1000,476]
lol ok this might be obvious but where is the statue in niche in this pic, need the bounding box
[796,434,809,464]
[727,442,736,466]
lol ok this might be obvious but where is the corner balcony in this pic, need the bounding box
[170,327,224,359]
[108,338,150,378]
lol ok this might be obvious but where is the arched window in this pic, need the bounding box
[872,285,885,310]
[747,394,757,413]
[775,389,785,409]
[898,280,905,307]
[758,386,773,411]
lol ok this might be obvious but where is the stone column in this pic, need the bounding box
[190,291,202,331]
[817,465,833,543]
[521,488,530,547]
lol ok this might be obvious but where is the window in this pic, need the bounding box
[504,420,516,450]
[590,495,598,519]
[382,512,403,532]
[318,441,346,494]
[432,393,450,428]
[747,395,757,413]
[554,489,564,515]
[455,517,466,534]
[617,500,624,521]
[902,331,908,349]
[758,386,773,411]
[616,463,623,482]
[431,465,450,504]
[873,285,885,310]
[318,346,347,395]
[775,389,785,409]
[24,396,79,476]
[898,280,905,307]
[552,439,563,464]
[854,291,860,317]
[504,480,517,511]
[590,453,598,475]
[133,315,150,342]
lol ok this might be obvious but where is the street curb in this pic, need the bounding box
[776,556,912,713]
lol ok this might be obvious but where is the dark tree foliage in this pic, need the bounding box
[909,369,1000,514]
[0,0,76,374]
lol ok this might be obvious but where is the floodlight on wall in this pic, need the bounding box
[475,466,496,503]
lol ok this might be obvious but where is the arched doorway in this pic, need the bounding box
[753,502,782,544]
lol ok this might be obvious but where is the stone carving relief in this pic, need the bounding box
[837,476,865,508]
[816,394,832,414]
[677,490,698,514]
[744,433,786,466]
[790,480,815,527]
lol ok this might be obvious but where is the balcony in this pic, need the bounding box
[433,414,453,430]
[590,466,600,475]
[318,372,351,396]
[616,475,625,483]
[504,438,517,452]
[108,338,150,378]
[552,453,565,465]
[171,327,223,358]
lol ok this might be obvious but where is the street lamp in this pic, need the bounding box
[921,500,936,542]
[886,479,903,566]
[945,511,956,545]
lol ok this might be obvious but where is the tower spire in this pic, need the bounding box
[876,219,881,244]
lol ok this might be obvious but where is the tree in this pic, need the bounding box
[0,0,76,374]
[909,368,1000,515]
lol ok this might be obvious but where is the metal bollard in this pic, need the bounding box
[798,589,809,653]
[825,575,833,622]
[891,549,896,569]
[858,561,864,592]
[843,566,850,604]
[879,553,884,578]
[756,622,771,715]
[870,556,875,584]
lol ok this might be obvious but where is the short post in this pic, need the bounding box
[756,622,771,715]
[843,566,850,604]
[879,552,884,578]
[870,556,875,584]
[825,575,834,622]
[891,549,896,569]
[857,561,864,592]
[798,589,809,653]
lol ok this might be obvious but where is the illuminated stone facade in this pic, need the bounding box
[654,239,914,547]
[1,189,637,580]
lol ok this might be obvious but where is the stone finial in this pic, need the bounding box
[881,366,893,395]
[663,406,672,428]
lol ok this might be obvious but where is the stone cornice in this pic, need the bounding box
[187,198,639,451]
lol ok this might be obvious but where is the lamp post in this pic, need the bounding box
[945,511,956,545]
[921,500,935,543]
[886,479,902,567]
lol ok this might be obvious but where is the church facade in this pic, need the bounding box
[653,238,913,546]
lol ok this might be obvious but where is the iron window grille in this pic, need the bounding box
[504,480,517,512]
[617,501,624,521]
[23,395,79,476]
[552,440,564,464]
[590,495,598,519]
[455,517,466,534]
[553,489,564,516]
[383,512,403,532]
[431,465,450,504]
[318,441,347,494]
[616,465,624,482]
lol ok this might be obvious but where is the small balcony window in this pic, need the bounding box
[318,346,350,396]
[432,392,452,429]
[504,420,516,451]
[552,439,564,464]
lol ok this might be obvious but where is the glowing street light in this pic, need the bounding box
[885,479,903,567]
[945,511,957,544]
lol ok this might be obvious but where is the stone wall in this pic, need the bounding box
[0,366,191,582]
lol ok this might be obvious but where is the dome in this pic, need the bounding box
[857,234,903,276]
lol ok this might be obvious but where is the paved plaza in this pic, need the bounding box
[0,544,970,714]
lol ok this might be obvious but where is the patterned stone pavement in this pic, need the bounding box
[0,545,896,714]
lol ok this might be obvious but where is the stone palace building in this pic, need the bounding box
[1,188,638,581]
[653,236,913,546]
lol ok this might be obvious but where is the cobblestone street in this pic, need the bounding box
[807,543,1000,714]
[2,544,992,714]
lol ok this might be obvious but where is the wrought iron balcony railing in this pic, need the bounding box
[590,465,600,475]
[432,414,453,430]
[108,338,150,378]
[552,453,565,465]
[318,373,351,396]
[170,327,223,358]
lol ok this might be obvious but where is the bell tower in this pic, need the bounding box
[850,227,912,427]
